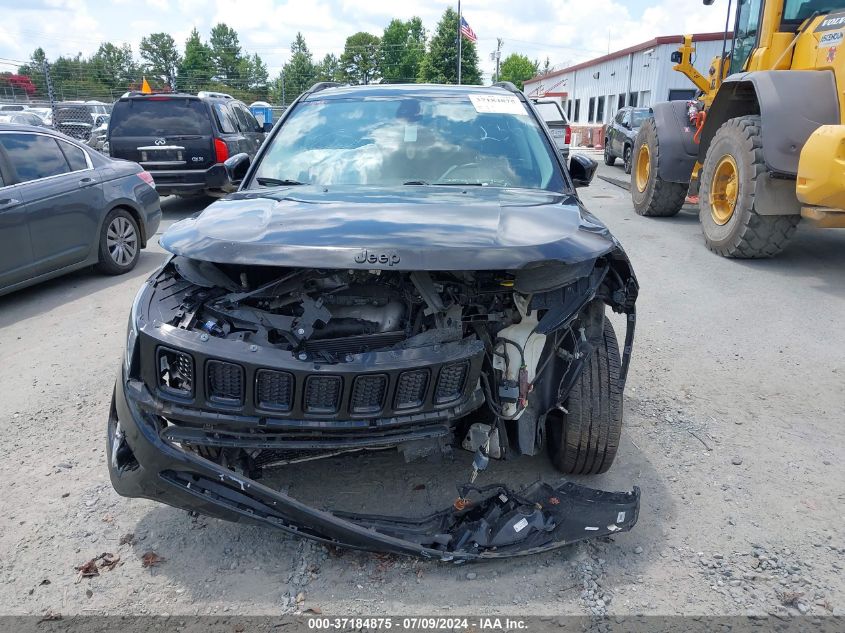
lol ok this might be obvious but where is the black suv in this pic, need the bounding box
[108,91,270,197]
[108,82,640,560]
[603,106,651,174]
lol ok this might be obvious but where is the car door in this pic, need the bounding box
[609,111,623,156]
[0,132,103,275]
[617,110,632,155]
[232,102,265,157]
[0,145,35,290]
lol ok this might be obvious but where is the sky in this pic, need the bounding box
[0,0,734,81]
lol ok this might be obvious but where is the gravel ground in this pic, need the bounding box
[0,160,843,618]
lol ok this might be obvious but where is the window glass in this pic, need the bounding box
[631,108,650,128]
[251,95,564,191]
[587,97,595,123]
[239,105,261,132]
[534,102,565,124]
[628,92,638,107]
[0,133,69,183]
[214,104,237,133]
[596,96,605,123]
[615,110,625,124]
[574,99,581,122]
[109,98,212,136]
[617,94,625,111]
[731,0,764,73]
[621,111,631,127]
[59,140,89,171]
[783,0,845,22]
[232,104,259,133]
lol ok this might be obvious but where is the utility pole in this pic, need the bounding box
[490,38,502,83]
[457,0,462,84]
[42,58,55,113]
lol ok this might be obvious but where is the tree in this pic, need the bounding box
[380,17,425,83]
[179,28,214,92]
[15,48,48,97]
[341,32,381,85]
[140,33,181,90]
[418,7,481,85]
[92,42,136,91]
[315,53,342,82]
[209,23,242,83]
[278,32,316,103]
[499,53,539,91]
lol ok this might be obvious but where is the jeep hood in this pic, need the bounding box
[159,185,617,270]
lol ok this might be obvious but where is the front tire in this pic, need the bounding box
[547,320,623,475]
[95,209,140,275]
[631,117,687,217]
[699,115,799,258]
[623,145,633,174]
[603,141,616,166]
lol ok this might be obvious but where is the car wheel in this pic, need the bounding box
[623,145,633,174]
[631,117,687,217]
[699,115,799,258]
[95,209,141,275]
[603,141,615,166]
[547,319,622,475]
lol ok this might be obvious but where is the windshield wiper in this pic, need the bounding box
[403,180,429,185]
[431,181,485,186]
[256,177,306,187]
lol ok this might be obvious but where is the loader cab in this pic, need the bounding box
[730,0,845,74]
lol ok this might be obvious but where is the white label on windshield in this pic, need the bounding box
[404,125,418,142]
[469,94,527,116]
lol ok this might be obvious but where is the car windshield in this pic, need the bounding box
[250,94,564,190]
[631,109,650,128]
[109,98,211,136]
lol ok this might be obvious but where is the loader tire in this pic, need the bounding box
[699,115,799,258]
[547,320,622,475]
[631,117,687,217]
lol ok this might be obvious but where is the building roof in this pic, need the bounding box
[526,32,732,84]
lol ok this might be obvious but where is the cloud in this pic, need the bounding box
[0,0,735,81]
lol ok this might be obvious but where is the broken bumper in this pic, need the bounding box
[108,371,640,560]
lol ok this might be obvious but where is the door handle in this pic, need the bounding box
[78,177,95,185]
[0,197,21,209]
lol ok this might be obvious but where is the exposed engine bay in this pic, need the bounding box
[112,250,640,559]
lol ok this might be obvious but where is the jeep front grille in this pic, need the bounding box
[256,369,294,411]
[304,376,342,414]
[206,360,244,405]
[394,369,429,409]
[350,374,387,414]
[435,361,469,404]
[157,347,193,397]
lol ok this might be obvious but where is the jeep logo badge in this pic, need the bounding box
[354,249,400,266]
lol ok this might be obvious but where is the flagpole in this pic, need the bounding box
[457,0,462,85]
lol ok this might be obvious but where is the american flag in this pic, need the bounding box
[460,16,477,42]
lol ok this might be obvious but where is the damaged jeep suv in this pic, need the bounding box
[108,82,640,560]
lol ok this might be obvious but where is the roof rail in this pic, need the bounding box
[492,81,520,93]
[305,81,341,95]
[197,91,233,100]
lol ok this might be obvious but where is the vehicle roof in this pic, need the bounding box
[117,92,238,103]
[0,123,51,133]
[303,83,520,101]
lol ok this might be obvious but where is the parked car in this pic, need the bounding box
[0,112,47,127]
[51,103,95,141]
[107,91,270,198]
[531,98,571,161]
[108,82,640,560]
[0,124,161,296]
[604,106,651,174]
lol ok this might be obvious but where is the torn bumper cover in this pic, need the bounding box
[109,375,639,560]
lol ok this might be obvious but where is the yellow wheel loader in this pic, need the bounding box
[631,0,845,257]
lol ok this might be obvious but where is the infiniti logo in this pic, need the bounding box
[354,249,400,266]
[154,138,166,145]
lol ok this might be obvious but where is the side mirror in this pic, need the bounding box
[569,154,597,188]
[262,121,273,133]
[223,152,251,187]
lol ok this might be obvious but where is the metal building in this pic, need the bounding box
[524,32,732,127]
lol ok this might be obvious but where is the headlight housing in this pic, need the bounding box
[124,284,145,376]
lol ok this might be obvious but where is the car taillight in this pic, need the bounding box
[137,171,155,188]
[214,138,229,163]
[564,125,571,145]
